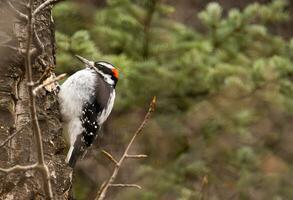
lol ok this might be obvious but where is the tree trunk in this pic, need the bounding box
[0,1,72,199]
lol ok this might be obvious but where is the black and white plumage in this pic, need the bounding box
[58,55,118,167]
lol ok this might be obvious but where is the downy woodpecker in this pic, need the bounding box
[58,55,119,167]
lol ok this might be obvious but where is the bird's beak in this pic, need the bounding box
[75,55,95,68]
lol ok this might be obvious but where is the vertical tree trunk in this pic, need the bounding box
[0,1,72,199]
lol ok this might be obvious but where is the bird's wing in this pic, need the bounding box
[66,97,101,167]
[66,76,112,167]
[81,75,113,146]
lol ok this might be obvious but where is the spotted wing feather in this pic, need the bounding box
[66,75,113,168]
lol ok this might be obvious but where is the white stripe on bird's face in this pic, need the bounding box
[97,61,115,70]
[96,71,115,86]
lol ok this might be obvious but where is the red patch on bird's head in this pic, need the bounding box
[112,68,119,79]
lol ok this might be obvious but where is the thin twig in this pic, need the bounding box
[32,73,66,95]
[101,150,118,166]
[6,0,28,21]
[0,123,29,148]
[125,154,148,158]
[32,28,45,54]
[95,97,156,200]
[33,0,63,17]
[0,163,37,173]
[24,0,53,198]
[96,181,106,197]
[0,44,38,55]
[109,184,142,189]
[0,44,23,53]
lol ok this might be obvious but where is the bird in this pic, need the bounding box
[58,55,119,168]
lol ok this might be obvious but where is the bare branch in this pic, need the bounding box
[95,96,156,200]
[24,0,53,198]
[101,150,118,166]
[0,123,29,148]
[109,184,142,189]
[96,181,106,197]
[0,163,37,174]
[5,0,28,21]
[125,154,148,158]
[0,44,24,53]
[32,28,45,54]
[33,0,63,17]
[33,73,66,95]
[0,45,37,56]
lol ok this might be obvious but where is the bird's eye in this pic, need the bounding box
[94,62,102,69]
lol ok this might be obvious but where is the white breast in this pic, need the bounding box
[59,68,97,120]
[58,68,97,145]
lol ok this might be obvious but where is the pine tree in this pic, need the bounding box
[53,0,293,199]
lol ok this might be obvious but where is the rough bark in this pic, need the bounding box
[0,1,72,199]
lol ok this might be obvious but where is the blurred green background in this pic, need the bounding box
[53,0,293,199]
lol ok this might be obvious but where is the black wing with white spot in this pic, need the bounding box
[67,75,113,167]
[81,99,102,146]
[67,98,101,167]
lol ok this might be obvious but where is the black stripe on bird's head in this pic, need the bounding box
[75,55,119,87]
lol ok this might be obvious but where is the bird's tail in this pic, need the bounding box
[65,144,87,168]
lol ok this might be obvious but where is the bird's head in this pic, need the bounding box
[75,55,119,87]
